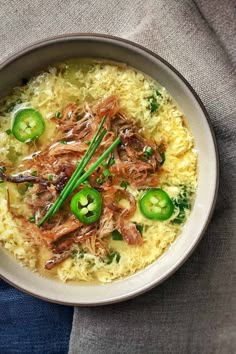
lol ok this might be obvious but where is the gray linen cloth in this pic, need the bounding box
[0,1,235,353]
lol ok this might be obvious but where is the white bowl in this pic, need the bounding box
[0,34,219,305]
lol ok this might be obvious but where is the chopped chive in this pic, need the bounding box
[134,223,144,235]
[103,169,112,178]
[38,116,121,227]
[55,111,61,118]
[143,146,154,158]
[60,139,67,144]
[31,171,37,176]
[160,152,165,165]
[107,251,121,264]
[81,179,89,185]
[48,174,54,181]
[112,230,123,241]
[101,160,108,167]
[29,217,35,223]
[120,181,128,189]
[76,114,83,121]
[84,141,90,145]
[155,89,162,97]
[26,182,34,188]
[71,249,78,259]
[96,177,103,184]
[0,166,6,172]
[149,95,159,113]
[5,129,12,135]
[108,156,115,166]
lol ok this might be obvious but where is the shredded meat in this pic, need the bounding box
[42,216,82,242]
[103,186,136,218]
[117,221,143,246]
[45,250,72,270]
[7,95,165,268]
[0,170,50,186]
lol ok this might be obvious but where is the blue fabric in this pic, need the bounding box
[0,280,73,354]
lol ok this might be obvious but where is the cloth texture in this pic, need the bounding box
[0,280,73,354]
[0,0,235,353]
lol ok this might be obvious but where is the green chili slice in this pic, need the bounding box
[139,188,174,221]
[12,108,45,142]
[70,187,102,224]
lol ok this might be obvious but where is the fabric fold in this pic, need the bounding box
[68,1,236,353]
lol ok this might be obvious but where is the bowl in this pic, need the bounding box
[0,34,219,305]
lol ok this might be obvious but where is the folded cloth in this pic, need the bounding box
[0,1,235,353]
[0,280,73,354]
[68,1,236,353]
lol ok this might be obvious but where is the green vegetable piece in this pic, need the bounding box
[149,95,159,113]
[55,111,61,118]
[31,171,37,176]
[139,188,174,221]
[108,156,115,166]
[160,152,165,166]
[155,89,162,97]
[5,129,12,135]
[0,166,6,172]
[101,160,108,167]
[96,177,103,184]
[48,174,54,181]
[134,223,144,235]
[76,114,83,121]
[120,181,129,189]
[103,169,112,178]
[29,217,35,223]
[70,187,102,224]
[107,251,121,264]
[60,139,67,144]
[0,179,4,184]
[143,146,154,158]
[12,108,45,142]
[172,187,191,224]
[81,179,89,185]
[71,249,78,259]
[26,182,34,188]
[112,230,123,241]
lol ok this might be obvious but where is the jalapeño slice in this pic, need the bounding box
[12,108,45,142]
[139,188,174,221]
[70,187,102,224]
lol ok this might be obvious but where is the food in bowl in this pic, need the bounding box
[0,59,197,283]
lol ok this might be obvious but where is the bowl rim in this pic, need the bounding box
[0,33,219,306]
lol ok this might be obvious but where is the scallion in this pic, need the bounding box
[60,139,67,144]
[96,177,103,184]
[38,116,121,227]
[120,181,128,189]
[103,169,112,178]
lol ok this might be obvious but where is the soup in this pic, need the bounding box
[0,60,197,283]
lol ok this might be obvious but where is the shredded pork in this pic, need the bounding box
[2,95,165,269]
